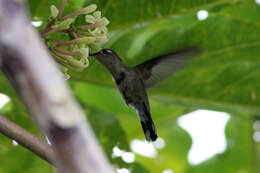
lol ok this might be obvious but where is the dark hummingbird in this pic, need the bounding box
[90,47,199,142]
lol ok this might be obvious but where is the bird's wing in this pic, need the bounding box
[136,47,200,88]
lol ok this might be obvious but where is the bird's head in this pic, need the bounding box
[90,49,122,68]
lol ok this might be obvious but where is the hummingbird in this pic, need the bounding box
[90,47,199,142]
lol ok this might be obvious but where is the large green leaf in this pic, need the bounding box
[28,1,260,116]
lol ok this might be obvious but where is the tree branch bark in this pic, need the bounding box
[0,0,115,172]
[0,115,55,165]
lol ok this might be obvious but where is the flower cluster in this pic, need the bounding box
[41,3,109,80]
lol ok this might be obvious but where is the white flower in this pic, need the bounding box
[85,11,109,36]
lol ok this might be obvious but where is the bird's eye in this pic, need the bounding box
[102,49,113,55]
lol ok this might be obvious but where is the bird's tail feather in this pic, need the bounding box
[138,103,158,142]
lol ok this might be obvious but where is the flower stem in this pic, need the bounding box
[77,24,97,30]
[54,48,79,56]
[50,39,75,46]
[40,19,56,36]
[74,33,85,38]
[58,0,67,18]
[61,10,84,20]
[45,28,60,36]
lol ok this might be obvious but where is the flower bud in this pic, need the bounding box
[80,57,89,68]
[64,73,71,80]
[78,44,86,49]
[81,4,97,14]
[50,5,59,18]
[93,11,101,19]
[85,15,96,23]
[88,28,98,35]
[95,36,107,43]
[78,47,89,59]
[102,26,108,34]
[102,17,110,26]
[52,18,75,30]
[74,37,96,44]
[59,54,73,60]
[67,58,87,71]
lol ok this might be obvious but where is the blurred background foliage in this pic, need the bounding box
[0,0,260,172]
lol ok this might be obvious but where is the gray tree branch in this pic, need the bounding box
[0,0,115,172]
[0,115,55,165]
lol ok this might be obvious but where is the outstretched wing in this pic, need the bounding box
[136,47,200,88]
